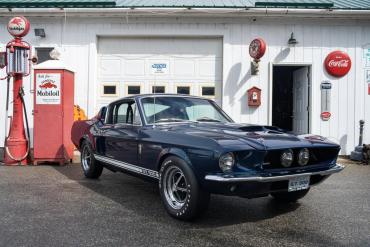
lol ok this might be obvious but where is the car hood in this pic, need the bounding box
[157,122,339,150]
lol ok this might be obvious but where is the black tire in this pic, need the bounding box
[159,156,210,221]
[271,188,310,202]
[80,141,103,179]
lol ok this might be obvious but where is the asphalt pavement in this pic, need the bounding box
[0,161,369,247]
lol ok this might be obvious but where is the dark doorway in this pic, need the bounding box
[272,66,310,134]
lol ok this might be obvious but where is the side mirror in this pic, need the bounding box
[97,106,107,123]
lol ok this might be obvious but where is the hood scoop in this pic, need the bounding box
[238,125,286,133]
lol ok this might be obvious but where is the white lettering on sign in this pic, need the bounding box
[328,59,350,68]
[36,73,61,105]
[150,62,169,74]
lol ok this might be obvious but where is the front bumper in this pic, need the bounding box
[203,164,344,197]
[205,164,344,182]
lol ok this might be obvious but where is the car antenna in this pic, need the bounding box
[153,74,156,128]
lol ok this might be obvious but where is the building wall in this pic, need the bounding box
[0,15,369,155]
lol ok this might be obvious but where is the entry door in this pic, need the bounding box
[292,67,309,134]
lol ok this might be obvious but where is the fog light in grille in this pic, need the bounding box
[298,148,310,166]
[280,149,294,167]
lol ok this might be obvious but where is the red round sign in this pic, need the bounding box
[321,112,331,121]
[7,16,30,38]
[324,51,351,77]
[249,38,266,59]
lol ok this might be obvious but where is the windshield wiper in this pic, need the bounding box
[154,118,195,123]
[196,117,221,122]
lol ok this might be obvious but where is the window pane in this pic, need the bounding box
[202,86,215,96]
[152,86,165,94]
[103,85,116,95]
[127,86,141,95]
[35,47,54,64]
[116,103,128,123]
[177,86,190,95]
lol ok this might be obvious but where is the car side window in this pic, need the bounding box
[110,100,141,125]
[116,103,129,124]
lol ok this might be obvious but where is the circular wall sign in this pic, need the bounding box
[324,51,351,77]
[321,111,331,121]
[7,16,30,37]
[249,38,266,59]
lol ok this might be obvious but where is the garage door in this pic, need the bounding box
[97,37,222,111]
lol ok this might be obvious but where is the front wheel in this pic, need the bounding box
[271,188,310,202]
[159,156,210,221]
[80,141,103,179]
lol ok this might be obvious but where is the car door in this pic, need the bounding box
[103,100,141,166]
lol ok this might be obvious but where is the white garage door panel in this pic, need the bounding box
[99,58,121,76]
[98,37,222,57]
[125,60,145,76]
[97,37,223,111]
[174,60,195,76]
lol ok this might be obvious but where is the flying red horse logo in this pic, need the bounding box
[39,80,57,89]
[10,17,23,26]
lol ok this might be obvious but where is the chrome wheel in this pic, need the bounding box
[163,166,189,210]
[81,144,92,172]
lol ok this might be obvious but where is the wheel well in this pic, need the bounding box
[157,153,178,171]
[79,138,87,150]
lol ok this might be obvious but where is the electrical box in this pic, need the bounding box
[33,60,74,165]
[247,86,261,107]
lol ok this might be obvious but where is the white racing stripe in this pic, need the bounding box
[94,154,159,179]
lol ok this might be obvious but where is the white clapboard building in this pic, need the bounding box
[0,0,370,155]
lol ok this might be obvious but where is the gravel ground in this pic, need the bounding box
[0,161,369,247]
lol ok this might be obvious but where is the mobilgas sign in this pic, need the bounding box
[7,16,30,37]
[36,73,61,105]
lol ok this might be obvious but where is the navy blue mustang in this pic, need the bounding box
[71,94,344,220]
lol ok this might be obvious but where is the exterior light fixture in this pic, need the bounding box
[34,28,45,38]
[288,32,298,45]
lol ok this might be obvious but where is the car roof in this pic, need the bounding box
[109,94,209,105]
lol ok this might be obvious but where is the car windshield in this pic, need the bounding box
[140,97,233,124]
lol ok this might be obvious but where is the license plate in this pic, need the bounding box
[288,176,310,192]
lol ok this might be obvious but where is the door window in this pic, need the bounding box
[109,101,141,125]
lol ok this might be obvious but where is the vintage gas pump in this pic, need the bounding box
[1,16,32,165]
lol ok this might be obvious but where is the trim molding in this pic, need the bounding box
[94,154,159,179]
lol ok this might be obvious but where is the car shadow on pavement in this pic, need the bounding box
[53,165,301,228]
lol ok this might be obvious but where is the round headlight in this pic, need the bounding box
[219,153,235,172]
[298,148,310,166]
[280,149,294,167]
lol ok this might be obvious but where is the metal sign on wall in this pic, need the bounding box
[150,62,169,74]
[35,73,61,104]
[324,51,351,77]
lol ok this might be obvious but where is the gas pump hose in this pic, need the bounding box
[4,85,30,162]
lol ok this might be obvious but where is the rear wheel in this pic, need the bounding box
[81,141,103,179]
[271,188,310,202]
[159,156,210,221]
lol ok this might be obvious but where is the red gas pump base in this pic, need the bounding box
[3,75,29,165]
[3,138,28,165]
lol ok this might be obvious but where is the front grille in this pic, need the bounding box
[263,147,339,170]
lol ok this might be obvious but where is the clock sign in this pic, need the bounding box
[249,38,266,60]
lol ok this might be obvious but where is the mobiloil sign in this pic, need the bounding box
[36,73,61,104]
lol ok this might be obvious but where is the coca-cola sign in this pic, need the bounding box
[321,111,331,121]
[324,51,351,77]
